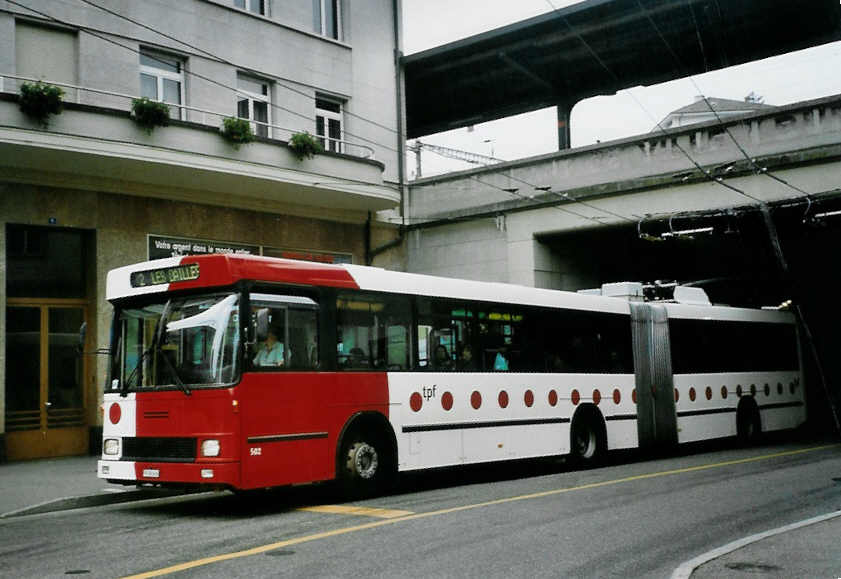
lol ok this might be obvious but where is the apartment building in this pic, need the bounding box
[0,0,404,460]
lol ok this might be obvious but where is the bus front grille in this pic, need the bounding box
[121,437,197,462]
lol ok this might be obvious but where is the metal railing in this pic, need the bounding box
[1,74,375,159]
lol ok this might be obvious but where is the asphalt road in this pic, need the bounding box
[2,439,840,579]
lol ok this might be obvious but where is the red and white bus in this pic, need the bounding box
[98,254,805,495]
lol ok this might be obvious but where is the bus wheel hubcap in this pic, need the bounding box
[348,442,378,479]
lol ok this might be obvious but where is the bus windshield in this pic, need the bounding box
[110,293,240,392]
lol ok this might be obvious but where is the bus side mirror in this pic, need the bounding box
[78,322,87,355]
[255,308,269,342]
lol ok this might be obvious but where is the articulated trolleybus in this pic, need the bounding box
[98,254,805,494]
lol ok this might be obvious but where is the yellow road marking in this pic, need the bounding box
[297,505,414,519]
[123,444,838,579]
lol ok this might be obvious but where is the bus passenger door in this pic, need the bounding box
[240,298,327,488]
[630,303,678,450]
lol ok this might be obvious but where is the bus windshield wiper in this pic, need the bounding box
[154,301,191,396]
[157,342,191,396]
[123,300,172,396]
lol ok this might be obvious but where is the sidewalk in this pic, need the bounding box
[676,510,841,578]
[0,455,174,518]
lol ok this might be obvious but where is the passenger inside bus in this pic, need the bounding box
[347,347,368,368]
[493,348,509,371]
[430,344,453,370]
[458,343,477,371]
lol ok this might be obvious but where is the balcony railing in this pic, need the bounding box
[1,74,375,159]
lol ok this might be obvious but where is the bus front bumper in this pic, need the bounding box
[98,460,240,488]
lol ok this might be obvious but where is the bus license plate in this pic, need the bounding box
[142,469,160,478]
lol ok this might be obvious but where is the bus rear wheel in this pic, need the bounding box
[737,400,762,445]
[339,431,394,497]
[570,409,606,467]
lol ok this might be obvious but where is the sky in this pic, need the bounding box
[401,0,841,177]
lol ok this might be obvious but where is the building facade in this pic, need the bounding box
[0,0,405,461]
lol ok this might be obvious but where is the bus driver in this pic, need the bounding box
[253,328,285,367]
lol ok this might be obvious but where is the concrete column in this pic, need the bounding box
[557,103,571,150]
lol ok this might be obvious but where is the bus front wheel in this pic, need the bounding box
[339,430,394,497]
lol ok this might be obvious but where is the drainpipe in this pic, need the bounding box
[365,0,406,266]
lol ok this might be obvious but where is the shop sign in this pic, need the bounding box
[148,235,259,261]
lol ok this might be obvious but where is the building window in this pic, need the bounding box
[234,0,267,16]
[314,0,341,40]
[139,51,184,120]
[316,96,343,153]
[237,74,271,138]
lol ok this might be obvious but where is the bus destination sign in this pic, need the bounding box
[130,263,200,288]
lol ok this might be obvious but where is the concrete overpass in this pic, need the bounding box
[404,0,841,148]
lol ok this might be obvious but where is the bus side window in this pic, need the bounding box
[476,307,524,372]
[248,294,319,371]
[288,308,318,369]
[337,293,410,371]
[416,298,474,372]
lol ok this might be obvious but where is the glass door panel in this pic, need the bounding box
[4,306,41,433]
[48,308,85,429]
[5,302,89,460]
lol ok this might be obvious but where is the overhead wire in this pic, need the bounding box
[635,0,816,201]
[543,0,765,206]
[418,145,638,225]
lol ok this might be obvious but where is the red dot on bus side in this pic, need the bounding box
[706,387,712,400]
[109,403,121,425]
[721,386,728,399]
[410,392,423,412]
[548,390,558,407]
[736,385,743,397]
[613,389,621,404]
[471,391,482,409]
[441,391,453,411]
[632,389,637,404]
[524,390,534,407]
[498,390,509,408]
[674,388,679,402]
[571,389,580,405]
[592,389,601,405]
[689,387,696,402]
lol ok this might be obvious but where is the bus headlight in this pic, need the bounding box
[201,439,221,457]
[103,438,120,456]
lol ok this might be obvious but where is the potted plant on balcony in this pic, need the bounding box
[18,81,64,128]
[287,131,323,161]
[131,97,170,133]
[221,117,254,149]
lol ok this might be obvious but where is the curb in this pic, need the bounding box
[670,509,841,579]
[0,488,185,519]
